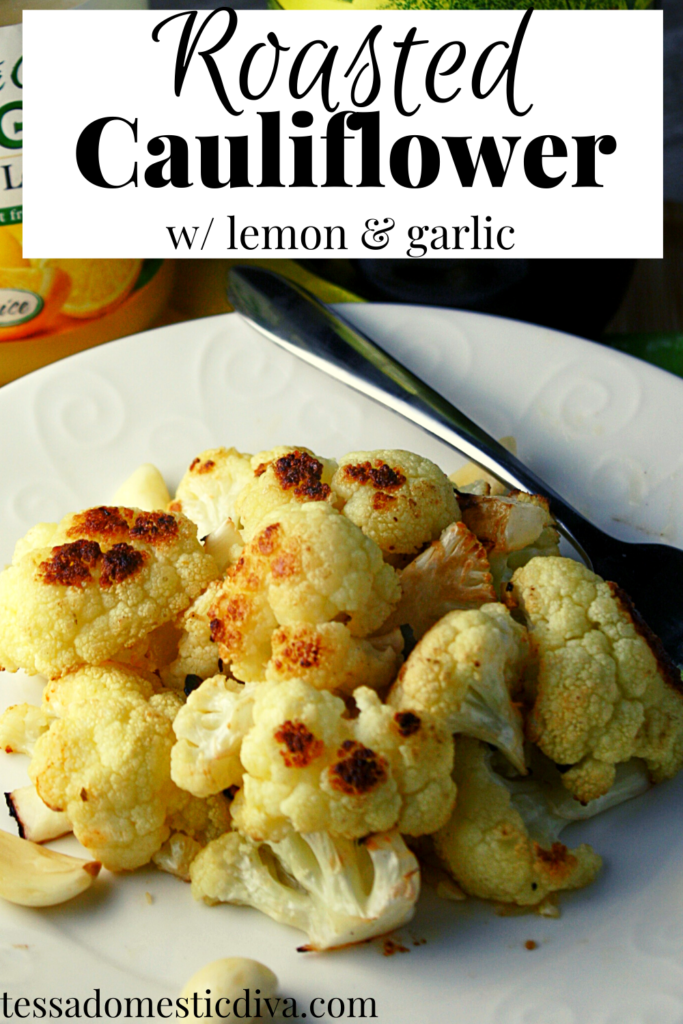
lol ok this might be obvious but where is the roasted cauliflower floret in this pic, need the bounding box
[382,521,496,641]
[229,678,455,842]
[161,582,224,691]
[41,662,161,718]
[171,675,256,797]
[228,680,398,841]
[29,678,187,871]
[457,492,560,595]
[154,791,234,880]
[112,621,181,677]
[235,447,339,541]
[0,506,219,679]
[433,738,602,906]
[507,556,683,803]
[170,448,253,539]
[265,622,403,695]
[331,450,459,558]
[352,687,456,837]
[0,702,53,755]
[190,828,420,951]
[167,790,233,842]
[389,604,529,772]
[209,504,400,682]
[11,522,59,561]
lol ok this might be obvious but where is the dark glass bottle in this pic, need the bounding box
[299,259,635,340]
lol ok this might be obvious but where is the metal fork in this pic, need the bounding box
[227,266,683,666]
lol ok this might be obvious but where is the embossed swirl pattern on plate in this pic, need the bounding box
[35,369,126,452]
[200,330,294,405]
[147,417,216,475]
[291,393,365,454]
[520,357,642,439]
[10,479,81,529]
[347,305,473,385]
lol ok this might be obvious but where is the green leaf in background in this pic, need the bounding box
[604,333,683,377]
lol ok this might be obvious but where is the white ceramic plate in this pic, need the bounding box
[1,306,683,1024]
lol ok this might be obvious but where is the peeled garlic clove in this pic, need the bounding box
[180,958,277,1023]
[6,785,72,844]
[112,464,171,512]
[0,829,100,907]
[449,436,517,496]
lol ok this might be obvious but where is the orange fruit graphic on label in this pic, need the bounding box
[30,259,143,319]
[0,227,30,269]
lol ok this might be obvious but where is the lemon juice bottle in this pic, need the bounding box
[0,1,172,384]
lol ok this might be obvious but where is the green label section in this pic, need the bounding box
[0,205,22,225]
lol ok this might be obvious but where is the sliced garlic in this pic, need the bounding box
[0,829,100,907]
[112,464,171,512]
[6,785,72,844]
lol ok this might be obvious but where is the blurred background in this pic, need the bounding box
[0,0,680,383]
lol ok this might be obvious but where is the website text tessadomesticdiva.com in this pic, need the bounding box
[1,989,377,1020]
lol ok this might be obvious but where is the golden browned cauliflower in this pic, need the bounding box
[170,447,253,539]
[112,622,181,677]
[28,664,189,871]
[2,667,230,879]
[434,738,602,906]
[381,521,496,641]
[161,582,224,691]
[229,678,455,842]
[0,507,218,679]
[508,556,683,803]
[41,661,161,717]
[457,491,560,595]
[331,450,459,558]
[265,622,403,695]
[208,503,400,682]
[388,604,529,772]
[235,447,339,541]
